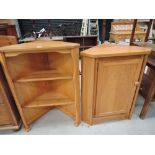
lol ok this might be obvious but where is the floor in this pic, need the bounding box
[1,94,155,135]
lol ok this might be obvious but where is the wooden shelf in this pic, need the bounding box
[15,69,72,82]
[23,92,74,108]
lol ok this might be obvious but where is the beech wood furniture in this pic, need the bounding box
[0,40,80,131]
[81,44,151,125]
[109,21,146,43]
[0,62,21,130]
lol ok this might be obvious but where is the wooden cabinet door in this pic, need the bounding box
[94,56,143,117]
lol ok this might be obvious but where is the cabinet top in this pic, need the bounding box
[0,40,79,54]
[81,44,152,58]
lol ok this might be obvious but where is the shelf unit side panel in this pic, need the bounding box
[56,48,80,124]
[81,57,97,124]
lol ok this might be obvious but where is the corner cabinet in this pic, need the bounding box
[0,41,80,131]
[81,44,151,125]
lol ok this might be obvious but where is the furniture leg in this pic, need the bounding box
[140,77,155,119]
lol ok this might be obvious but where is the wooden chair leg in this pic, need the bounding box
[140,78,155,119]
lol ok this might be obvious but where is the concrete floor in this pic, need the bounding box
[0,94,155,135]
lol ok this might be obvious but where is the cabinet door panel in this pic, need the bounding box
[94,56,143,117]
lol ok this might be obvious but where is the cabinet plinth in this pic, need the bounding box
[81,44,151,125]
[0,40,80,131]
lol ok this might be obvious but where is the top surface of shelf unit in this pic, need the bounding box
[0,40,80,54]
[80,44,152,58]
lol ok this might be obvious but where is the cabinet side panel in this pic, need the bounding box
[129,55,148,118]
[82,57,96,124]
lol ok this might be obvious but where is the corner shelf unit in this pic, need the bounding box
[0,40,80,131]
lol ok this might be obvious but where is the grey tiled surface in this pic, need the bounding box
[0,95,155,135]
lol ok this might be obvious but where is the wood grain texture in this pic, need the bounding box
[81,45,150,125]
[81,57,97,124]
[56,48,80,126]
[0,53,30,131]
[0,41,80,131]
[23,92,74,108]
[95,56,143,117]
[0,40,79,56]
[81,44,151,58]
[129,55,149,118]
[15,69,72,83]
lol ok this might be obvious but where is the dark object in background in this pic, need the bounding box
[18,19,82,38]
[98,19,113,43]
[105,19,113,41]
[0,24,17,37]
[64,35,97,52]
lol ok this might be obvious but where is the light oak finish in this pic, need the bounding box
[81,44,151,58]
[0,40,80,131]
[81,44,151,125]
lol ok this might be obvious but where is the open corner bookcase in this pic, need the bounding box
[0,41,80,131]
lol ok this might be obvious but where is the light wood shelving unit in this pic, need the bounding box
[0,40,80,131]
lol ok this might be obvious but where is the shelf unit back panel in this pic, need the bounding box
[6,52,74,81]
[14,80,75,106]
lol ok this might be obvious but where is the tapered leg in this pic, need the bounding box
[140,78,155,119]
